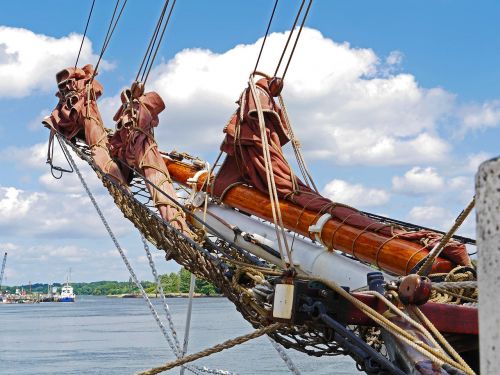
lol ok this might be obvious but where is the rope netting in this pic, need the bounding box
[59,135,477,375]
[63,136,351,359]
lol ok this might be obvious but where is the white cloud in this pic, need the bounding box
[392,167,444,195]
[386,51,404,66]
[322,179,390,208]
[459,100,500,134]
[407,205,475,237]
[0,26,111,98]
[408,205,454,231]
[136,28,455,166]
[463,152,492,173]
[0,184,131,239]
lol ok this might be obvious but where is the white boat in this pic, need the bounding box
[57,283,75,302]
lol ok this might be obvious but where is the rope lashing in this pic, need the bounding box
[136,323,284,375]
[416,198,475,276]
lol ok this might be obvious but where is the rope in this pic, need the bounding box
[180,272,196,375]
[248,74,294,267]
[408,305,474,374]
[277,95,318,192]
[143,0,177,84]
[140,234,181,350]
[75,0,96,68]
[136,323,284,375]
[253,0,280,73]
[46,131,74,179]
[281,0,313,80]
[274,0,306,77]
[429,267,478,304]
[60,135,228,375]
[299,275,474,374]
[136,0,170,82]
[417,198,475,276]
[92,0,128,80]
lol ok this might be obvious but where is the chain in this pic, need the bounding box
[60,136,225,375]
[141,234,181,349]
[267,337,302,375]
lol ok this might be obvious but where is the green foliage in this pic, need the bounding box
[2,268,219,296]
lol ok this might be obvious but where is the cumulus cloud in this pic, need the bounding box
[0,26,111,98]
[322,179,390,208]
[135,28,455,166]
[408,205,455,231]
[392,167,444,195]
[408,205,475,237]
[0,184,131,239]
[463,152,492,173]
[459,100,500,134]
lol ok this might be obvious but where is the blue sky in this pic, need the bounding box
[0,1,498,284]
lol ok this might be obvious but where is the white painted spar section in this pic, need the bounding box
[194,204,393,289]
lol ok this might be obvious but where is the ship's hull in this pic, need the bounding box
[57,297,75,302]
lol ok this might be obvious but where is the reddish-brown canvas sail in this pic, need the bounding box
[162,156,455,275]
[43,64,127,186]
[109,85,190,236]
[213,75,470,267]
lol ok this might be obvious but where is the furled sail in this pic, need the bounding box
[211,73,471,270]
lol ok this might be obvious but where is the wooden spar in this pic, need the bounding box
[163,156,454,275]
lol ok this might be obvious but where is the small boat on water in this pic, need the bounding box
[56,283,75,303]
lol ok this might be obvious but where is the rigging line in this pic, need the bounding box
[274,0,306,77]
[140,237,229,375]
[140,234,181,350]
[93,0,128,79]
[416,198,475,277]
[136,0,170,81]
[253,0,280,73]
[75,0,96,68]
[281,0,313,80]
[267,338,302,375]
[179,272,196,375]
[143,0,177,85]
[96,0,120,62]
[59,135,214,375]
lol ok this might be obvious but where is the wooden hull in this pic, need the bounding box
[162,156,454,276]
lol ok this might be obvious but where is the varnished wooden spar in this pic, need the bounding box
[162,156,454,275]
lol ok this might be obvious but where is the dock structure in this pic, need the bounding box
[476,156,500,375]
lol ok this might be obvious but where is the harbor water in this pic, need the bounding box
[0,296,358,374]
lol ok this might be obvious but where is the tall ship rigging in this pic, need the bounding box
[40,1,485,374]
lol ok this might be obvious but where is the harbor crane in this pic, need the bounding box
[0,252,7,291]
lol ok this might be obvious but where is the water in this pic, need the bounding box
[0,296,358,375]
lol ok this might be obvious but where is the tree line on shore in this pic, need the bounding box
[2,268,218,296]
